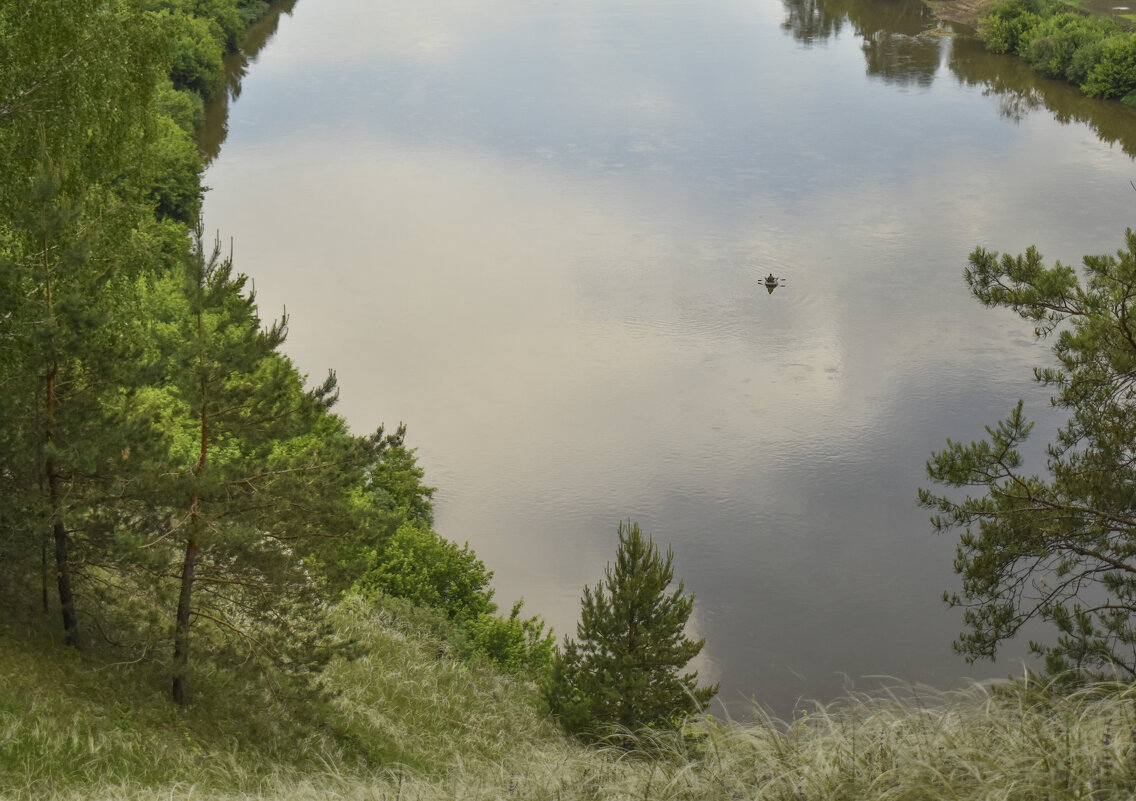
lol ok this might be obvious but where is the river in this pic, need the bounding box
[202,0,1136,716]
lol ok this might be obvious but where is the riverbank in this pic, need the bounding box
[924,0,1136,29]
[4,611,1135,800]
[923,0,992,27]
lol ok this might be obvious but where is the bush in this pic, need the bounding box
[357,522,496,624]
[465,601,555,676]
[978,0,1057,54]
[1067,35,1109,83]
[154,80,204,134]
[237,0,270,26]
[168,12,225,98]
[149,115,203,222]
[189,0,243,50]
[1023,13,1110,79]
[1082,33,1136,98]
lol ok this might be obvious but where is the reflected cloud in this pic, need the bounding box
[202,0,1136,715]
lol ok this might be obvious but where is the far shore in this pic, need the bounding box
[923,0,992,27]
[924,0,1136,30]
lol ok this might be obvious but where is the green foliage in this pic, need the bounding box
[114,228,373,704]
[0,151,172,648]
[358,522,496,624]
[146,0,272,101]
[0,0,168,212]
[354,437,436,530]
[466,601,556,675]
[978,0,1054,54]
[149,114,202,222]
[296,425,434,597]
[16,606,1136,801]
[1022,13,1112,80]
[921,228,1136,680]
[1082,33,1136,97]
[349,517,554,675]
[167,11,226,98]
[545,520,717,738]
[977,0,1136,102]
[187,0,243,50]
[1066,34,1109,83]
[237,0,270,26]
[154,79,204,135]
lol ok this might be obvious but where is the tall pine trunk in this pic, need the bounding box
[48,461,78,646]
[43,247,78,647]
[171,517,197,706]
[172,361,209,705]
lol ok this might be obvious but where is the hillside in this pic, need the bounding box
[3,599,1136,800]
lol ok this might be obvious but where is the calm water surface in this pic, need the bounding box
[203,0,1136,715]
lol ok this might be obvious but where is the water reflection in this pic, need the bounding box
[783,0,1136,149]
[202,0,1136,718]
[948,36,1136,156]
[197,0,299,162]
[782,0,848,43]
[867,28,949,86]
[784,0,944,86]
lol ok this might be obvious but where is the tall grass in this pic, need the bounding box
[3,603,1135,800]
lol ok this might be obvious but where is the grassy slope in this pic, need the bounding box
[0,597,578,799]
[4,599,1136,800]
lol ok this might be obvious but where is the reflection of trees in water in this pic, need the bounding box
[782,0,846,44]
[782,0,945,86]
[199,0,301,162]
[948,35,1136,157]
[782,0,1136,155]
[862,31,942,86]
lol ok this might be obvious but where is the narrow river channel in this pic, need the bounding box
[203,0,1136,716]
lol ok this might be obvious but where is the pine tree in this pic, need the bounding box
[546,520,717,736]
[921,229,1136,679]
[0,156,165,645]
[0,0,168,640]
[138,228,368,705]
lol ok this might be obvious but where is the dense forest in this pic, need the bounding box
[0,0,555,709]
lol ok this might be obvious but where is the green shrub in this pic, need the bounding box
[980,9,1041,53]
[978,0,1057,54]
[1023,13,1111,79]
[189,0,242,50]
[1067,34,1108,82]
[154,80,204,134]
[168,12,225,97]
[1082,33,1136,97]
[465,601,555,676]
[237,0,270,26]
[149,114,203,222]
[357,522,496,624]
[977,0,1136,104]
